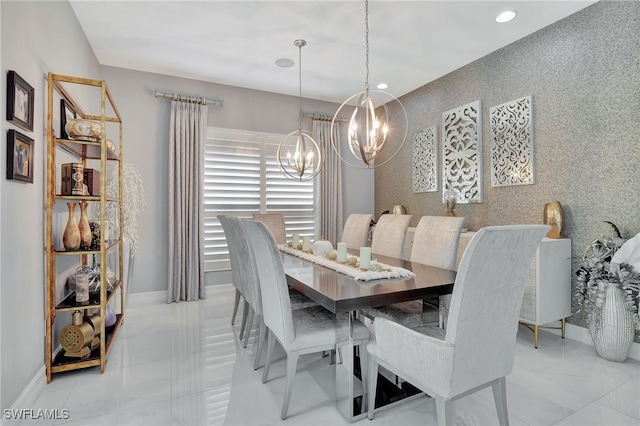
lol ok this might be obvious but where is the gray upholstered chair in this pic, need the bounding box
[341,213,373,250]
[240,219,370,420]
[220,216,316,370]
[218,215,248,335]
[219,215,263,362]
[252,213,286,244]
[367,225,549,425]
[370,214,412,258]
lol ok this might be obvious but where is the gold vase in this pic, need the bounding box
[543,201,564,239]
[78,201,92,249]
[63,202,81,250]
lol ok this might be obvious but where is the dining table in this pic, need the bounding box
[280,247,457,422]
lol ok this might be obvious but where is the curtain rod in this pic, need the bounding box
[301,112,347,123]
[154,90,224,107]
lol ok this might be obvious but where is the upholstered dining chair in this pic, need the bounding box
[220,216,316,370]
[341,213,373,250]
[370,214,413,258]
[253,213,286,244]
[367,225,549,426]
[219,215,263,361]
[240,219,370,420]
[218,215,248,336]
[361,216,465,328]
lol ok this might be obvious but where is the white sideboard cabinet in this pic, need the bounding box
[405,228,572,348]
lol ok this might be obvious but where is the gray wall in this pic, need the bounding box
[375,1,640,331]
[100,65,374,292]
[0,0,102,410]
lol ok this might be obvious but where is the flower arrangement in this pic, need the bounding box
[575,221,640,327]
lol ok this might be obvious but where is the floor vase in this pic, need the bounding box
[588,281,636,362]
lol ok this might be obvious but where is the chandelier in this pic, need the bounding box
[331,0,407,169]
[277,39,324,181]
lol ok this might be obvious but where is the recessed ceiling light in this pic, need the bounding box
[377,82,389,90]
[496,10,517,23]
[275,58,294,68]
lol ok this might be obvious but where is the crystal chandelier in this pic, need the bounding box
[277,40,324,181]
[331,0,407,169]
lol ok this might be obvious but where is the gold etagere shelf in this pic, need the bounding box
[45,73,125,382]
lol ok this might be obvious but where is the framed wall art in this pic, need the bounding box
[490,95,534,187]
[6,71,35,132]
[6,129,34,183]
[442,100,483,203]
[60,99,77,140]
[412,126,438,193]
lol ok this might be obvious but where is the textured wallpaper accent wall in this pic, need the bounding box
[375,1,640,332]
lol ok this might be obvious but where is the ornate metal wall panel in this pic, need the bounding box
[490,95,534,187]
[442,100,482,203]
[412,126,438,193]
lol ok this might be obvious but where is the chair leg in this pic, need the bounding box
[231,289,241,325]
[239,300,250,339]
[244,307,255,348]
[281,351,299,420]
[435,397,453,426]
[367,356,378,420]
[262,330,276,384]
[492,377,509,426]
[254,318,267,370]
[358,342,368,411]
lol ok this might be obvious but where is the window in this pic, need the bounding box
[204,127,316,272]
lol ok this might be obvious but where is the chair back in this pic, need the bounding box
[341,213,373,250]
[410,216,465,269]
[218,216,262,314]
[253,213,286,244]
[240,219,295,347]
[445,225,549,396]
[218,215,243,295]
[371,214,412,258]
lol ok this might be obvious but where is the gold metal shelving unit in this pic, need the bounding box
[45,73,124,382]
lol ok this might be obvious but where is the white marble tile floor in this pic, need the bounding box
[9,285,640,425]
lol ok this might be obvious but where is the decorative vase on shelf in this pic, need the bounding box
[63,202,81,251]
[78,201,92,249]
[588,281,636,362]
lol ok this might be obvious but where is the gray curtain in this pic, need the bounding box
[313,119,343,245]
[168,100,207,302]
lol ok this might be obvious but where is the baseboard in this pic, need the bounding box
[2,365,47,425]
[537,322,640,362]
[127,283,234,307]
[127,290,167,305]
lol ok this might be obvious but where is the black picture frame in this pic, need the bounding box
[60,99,77,140]
[6,71,35,132]
[6,129,34,183]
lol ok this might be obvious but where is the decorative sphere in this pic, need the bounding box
[313,239,334,256]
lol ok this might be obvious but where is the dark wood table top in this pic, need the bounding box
[282,250,456,313]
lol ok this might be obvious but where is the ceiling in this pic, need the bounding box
[69,1,597,104]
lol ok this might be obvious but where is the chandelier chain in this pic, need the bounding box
[365,0,369,94]
[298,41,303,130]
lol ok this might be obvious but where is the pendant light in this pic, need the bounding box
[330,0,407,169]
[277,39,324,181]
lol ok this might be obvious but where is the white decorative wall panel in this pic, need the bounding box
[490,95,534,187]
[442,100,482,203]
[412,126,438,193]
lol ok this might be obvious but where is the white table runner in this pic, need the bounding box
[279,244,415,282]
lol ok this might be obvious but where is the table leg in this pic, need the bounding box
[336,310,366,422]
